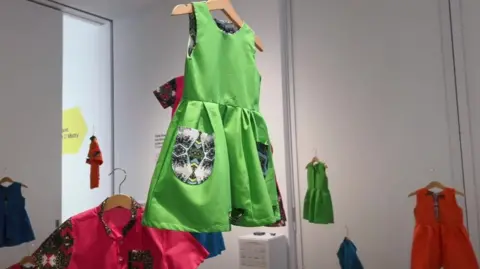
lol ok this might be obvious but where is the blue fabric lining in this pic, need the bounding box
[191,232,225,258]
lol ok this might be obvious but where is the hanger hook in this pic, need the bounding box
[345,225,349,238]
[2,168,6,175]
[109,168,127,194]
[313,148,317,156]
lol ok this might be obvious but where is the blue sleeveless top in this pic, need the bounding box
[337,238,364,269]
[0,182,35,247]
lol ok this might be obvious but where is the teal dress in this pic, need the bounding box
[0,182,35,247]
[337,238,364,269]
[303,162,334,224]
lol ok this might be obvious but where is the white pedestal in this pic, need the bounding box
[238,233,288,269]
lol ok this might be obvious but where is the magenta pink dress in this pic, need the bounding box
[30,199,208,268]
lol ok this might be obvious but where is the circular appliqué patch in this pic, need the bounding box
[172,127,215,185]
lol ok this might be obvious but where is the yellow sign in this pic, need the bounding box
[62,107,88,155]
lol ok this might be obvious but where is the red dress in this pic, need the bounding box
[411,188,478,269]
[26,199,208,268]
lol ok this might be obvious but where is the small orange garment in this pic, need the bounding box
[86,136,103,189]
[411,188,478,269]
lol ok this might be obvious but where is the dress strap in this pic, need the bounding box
[443,187,457,200]
[414,188,428,205]
[191,2,215,42]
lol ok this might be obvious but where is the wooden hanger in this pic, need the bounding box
[305,148,328,169]
[104,168,132,211]
[103,194,132,211]
[408,181,465,197]
[18,255,35,265]
[305,156,320,169]
[171,0,264,52]
[305,157,329,169]
[0,176,28,188]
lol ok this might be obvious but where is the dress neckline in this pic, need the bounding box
[201,2,248,37]
[97,198,140,239]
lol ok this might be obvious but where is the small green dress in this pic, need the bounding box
[142,1,279,233]
[303,162,334,224]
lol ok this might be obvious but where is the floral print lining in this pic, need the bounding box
[229,145,287,227]
[257,143,270,178]
[188,11,240,56]
[128,250,153,269]
[229,208,245,225]
[268,144,287,227]
[266,178,287,227]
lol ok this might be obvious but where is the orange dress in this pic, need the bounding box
[86,136,103,189]
[411,188,478,269]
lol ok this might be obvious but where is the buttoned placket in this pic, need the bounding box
[117,237,125,265]
[103,230,126,266]
[98,198,139,268]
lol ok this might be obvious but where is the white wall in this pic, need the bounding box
[113,0,287,268]
[113,0,480,268]
[62,14,113,221]
[457,0,480,253]
[290,0,466,268]
[0,0,62,266]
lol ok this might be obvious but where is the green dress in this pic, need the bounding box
[303,162,334,224]
[142,1,279,233]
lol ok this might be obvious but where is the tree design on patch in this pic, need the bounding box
[172,127,215,185]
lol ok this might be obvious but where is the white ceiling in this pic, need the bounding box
[54,0,159,19]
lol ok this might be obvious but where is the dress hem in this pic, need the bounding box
[232,216,279,227]
[142,215,279,232]
[142,220,231,233]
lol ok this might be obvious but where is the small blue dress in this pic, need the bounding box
[0,182,35,247]
[191,232,225,258]
[337,237,363,269]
